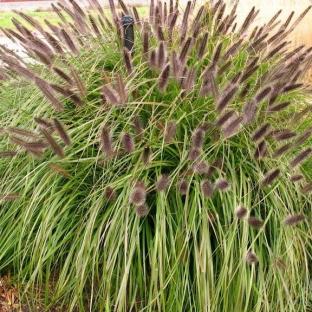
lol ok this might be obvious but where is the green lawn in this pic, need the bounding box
[0,11,61,29]
[0,7,148,29]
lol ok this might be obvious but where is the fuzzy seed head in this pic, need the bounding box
[133,116,144,139]
[223,115,243,138]
[201,180,214,198]
[193,160,209,175]
[130,181,146,206]
[156,174,170,192]
[0,193,20,201]
[158,63,170,91]
[0,151,18,158]
[40,128,64,158]
[247,216,264,229]
[188,148,201,161]
[254,141,267,160]
[252,123,271,142]
[123,48,133,74]
[261,168,281,186]
[283,213,305,226]
[100,125,113,157]
[121,132,134,153]
[142,146,151,165]
[273,143,293,158]
[164,120,177,143]
[53,118,71,145]
[215,178,230,191]
[178,179,189,195]
[136,204,149,217]
[290,148,312,168]
[290,174,304,182]
[216,110,236,128]
[235,205,248,219]
[192,128,205,149]
[272,129,296,141]
[217,85,238,113]
[246,250,258,264]
[301,182,312,194]
[105,186,116,202]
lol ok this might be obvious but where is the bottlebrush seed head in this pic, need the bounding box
[0,193,20,201]
[136,204,149,217]
[188,148,201,161]
[272,129,296,141]
[193,160,209,175]
[157,26,165,41]
[198,32,208,59]
[178,179,189,195]
[157,41,166,68]
[215,178,230,191]
[267,101,291,113]
[130,181,146,206]
[216,110,236,128]
[247,216,264,229]
[290,174,304,182]
[261,168,281,186]
[254,141,267,160]
[235,205,248,219]
[212,42,223,66]
[105,186,116,202]
[102,85,119,105]
[123,48,133,74]
[252,123,271,142]
[156,174,170,192]
[255,86,272,103]
[246,250,258,264]
[0,151,18,158]
[53,118,71,146]
[121,132,134,153]
[283,213,305,226]
[293,128,312,147]
[142,146,151,165]
[100,125,113,157]
[273,143,293,158]
[133,116,144,139]
[149,50,157,67]
[290,148,312,168]
[158,63,170,91]
[143,25,149,54]
[301,182,312,194]
[40,128,65,158]
[179,37,192,64]
[164,120,177,143]
[223,115,243,138]
[192,128,205,149]
[201,180,214,198]
[216,85,238,113]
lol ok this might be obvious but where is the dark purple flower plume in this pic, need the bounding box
[121,132,134,153]
[156,174,171,192]
[235,205,248,219]
[261,168,281,186]
[130,181,146,206]
[290,148,312,168]
[164,120,177,143]
[246,250,258,264]
[247,216,264,229]
[283,213,305,226]
[201,180,214,198]
[215,178,230,191]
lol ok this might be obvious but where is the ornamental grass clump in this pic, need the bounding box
[0,0,312,311]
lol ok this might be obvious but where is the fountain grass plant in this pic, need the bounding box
[0,0,312,311]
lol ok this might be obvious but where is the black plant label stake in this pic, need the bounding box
[121,15,134,53]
